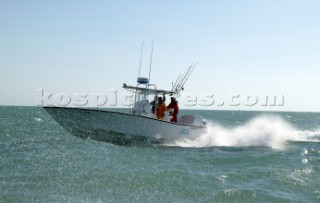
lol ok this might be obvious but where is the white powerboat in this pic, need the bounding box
[44,47,207,143]
[44,76,207,143]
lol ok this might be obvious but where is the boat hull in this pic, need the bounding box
[44,107,206,143]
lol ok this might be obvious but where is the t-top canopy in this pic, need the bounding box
[123,83,177,95]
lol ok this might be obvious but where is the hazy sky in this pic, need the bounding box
[0,0,319,111]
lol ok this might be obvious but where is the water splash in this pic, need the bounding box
[34,117,43,122]
[167,115,320,149]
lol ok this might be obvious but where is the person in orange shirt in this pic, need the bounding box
[156,97,166,120]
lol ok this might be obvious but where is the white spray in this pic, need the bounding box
[167,115,320,149]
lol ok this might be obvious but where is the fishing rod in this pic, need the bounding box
[171,73,181,92]
[174,63,194,93]
[173,62,197,94]
[173,64,191,92]
[177,62,197,93]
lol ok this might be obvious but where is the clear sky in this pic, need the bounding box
[0,0,319,111]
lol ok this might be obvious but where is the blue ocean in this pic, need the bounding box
[1,106,320,202]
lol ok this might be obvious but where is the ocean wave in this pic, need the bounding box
[166,115,320,149]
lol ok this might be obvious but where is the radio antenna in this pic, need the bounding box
[138,42,144,77]
[148,40,154,83]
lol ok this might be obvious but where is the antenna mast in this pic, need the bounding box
[148,40,154,83]
[138,42,144,77]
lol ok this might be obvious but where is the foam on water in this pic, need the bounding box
[167,115,320,149]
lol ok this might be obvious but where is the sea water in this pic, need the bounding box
[1,106,320,202]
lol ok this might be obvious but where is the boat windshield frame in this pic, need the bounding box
[123,83,176,117]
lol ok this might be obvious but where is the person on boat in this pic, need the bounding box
[167,97,179,123]
[150,96,158,114]
[156,97,166,120]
